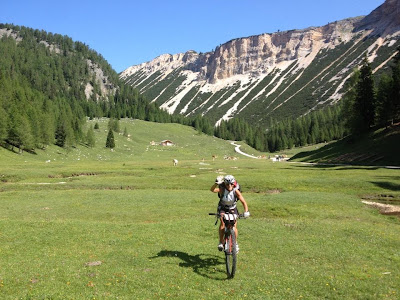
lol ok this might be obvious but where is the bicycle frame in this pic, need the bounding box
[209,212,244,278]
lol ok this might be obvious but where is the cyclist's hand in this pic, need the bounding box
[244,211,250,218]
[215,175,224,185]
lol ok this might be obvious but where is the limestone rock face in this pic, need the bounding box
[355,0,400,35]
[119,0,400,125]
[202,18,359,83]
[122,17,362,84]
[122,51,199,79]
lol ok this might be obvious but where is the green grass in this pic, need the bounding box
[0,119,399,299]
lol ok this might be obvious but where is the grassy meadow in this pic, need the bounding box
[0,119,399,299]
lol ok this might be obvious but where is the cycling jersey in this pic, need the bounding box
[219,186,239,209]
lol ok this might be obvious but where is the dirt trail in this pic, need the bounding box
[362,201,400,215]
[230,142,259,159]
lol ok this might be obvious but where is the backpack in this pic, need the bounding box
[217,180,241,200]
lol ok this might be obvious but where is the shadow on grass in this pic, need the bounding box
[284,165,382,170]
[289,126,400,167]
[150,250,226,280]
[371,181,400,192]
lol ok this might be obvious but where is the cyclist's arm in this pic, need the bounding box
[236,190,249,212]
[210,183,220,193]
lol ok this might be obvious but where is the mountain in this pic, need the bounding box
[120,0,400,127]
[0,24,120,106]
[0,24,188,152]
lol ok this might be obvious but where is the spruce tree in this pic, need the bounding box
[55,112,75,148]
[123,126,128,137]
[341,69,361,133]
[106,128,115,149]
[0,105,7,143]
[7,107,34,153]
[39,99,55,147]
[108,118,120,133]
[376,74,393,127]
[254,127,266,152]
[55,122,67,147]
[390,47,400,123]
[355,55,376,131]
[86,125,95,148]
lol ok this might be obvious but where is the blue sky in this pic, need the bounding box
[0,0,385,73]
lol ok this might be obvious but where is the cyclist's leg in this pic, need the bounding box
[234,222,238,240]
[230,207,239,253]
[218,205,225,244]
[219,216,225,243]
[230,207,239,241]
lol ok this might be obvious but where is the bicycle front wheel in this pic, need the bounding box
[225,229,237,279]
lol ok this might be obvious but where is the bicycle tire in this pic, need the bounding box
[225,229,237,278]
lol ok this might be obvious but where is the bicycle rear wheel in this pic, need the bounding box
[225,229,237,279]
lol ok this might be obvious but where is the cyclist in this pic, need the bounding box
[210,175,250,252]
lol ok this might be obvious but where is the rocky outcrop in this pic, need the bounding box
[122,17,362,84]
[86,59,116,100]
[355,0,400,35]
[121,51,199,79]
[203,18,360,83]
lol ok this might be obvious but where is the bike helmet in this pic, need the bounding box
[224,175,235,185]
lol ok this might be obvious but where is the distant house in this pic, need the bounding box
[160,140,174,146]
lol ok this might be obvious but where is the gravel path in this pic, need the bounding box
[230,142,259,159]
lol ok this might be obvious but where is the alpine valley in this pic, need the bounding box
[120,0,400,127]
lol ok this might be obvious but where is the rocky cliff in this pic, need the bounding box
[202,18,360,83]
[120,0,400,126]
[355,0,400,34]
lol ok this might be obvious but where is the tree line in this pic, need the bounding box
[214,105,345,153]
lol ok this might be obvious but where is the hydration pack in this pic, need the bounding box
[217,180,241,200]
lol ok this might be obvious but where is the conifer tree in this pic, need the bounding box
[254,127,266,152]
[193,115,202,133]
[106,128,115,149]
[390,47,400,123]
[55,110,75,148]
[341,69,361,133]
[108,118,120,133]
[55,122,67,148]
[0,105,7,143]
[7,106,34,153]
[39,100,55,147]
[123,126,129,137]
[86,125,95,148]
[376,74,393,127]
[355,55,376,131]
[201,117,214,136]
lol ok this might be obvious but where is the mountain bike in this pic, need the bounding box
[209,212,245,279]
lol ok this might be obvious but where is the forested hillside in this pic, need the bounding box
[214,50,400,154]
[0,24,214,152]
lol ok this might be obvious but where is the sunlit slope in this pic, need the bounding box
[0,118,263,166]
